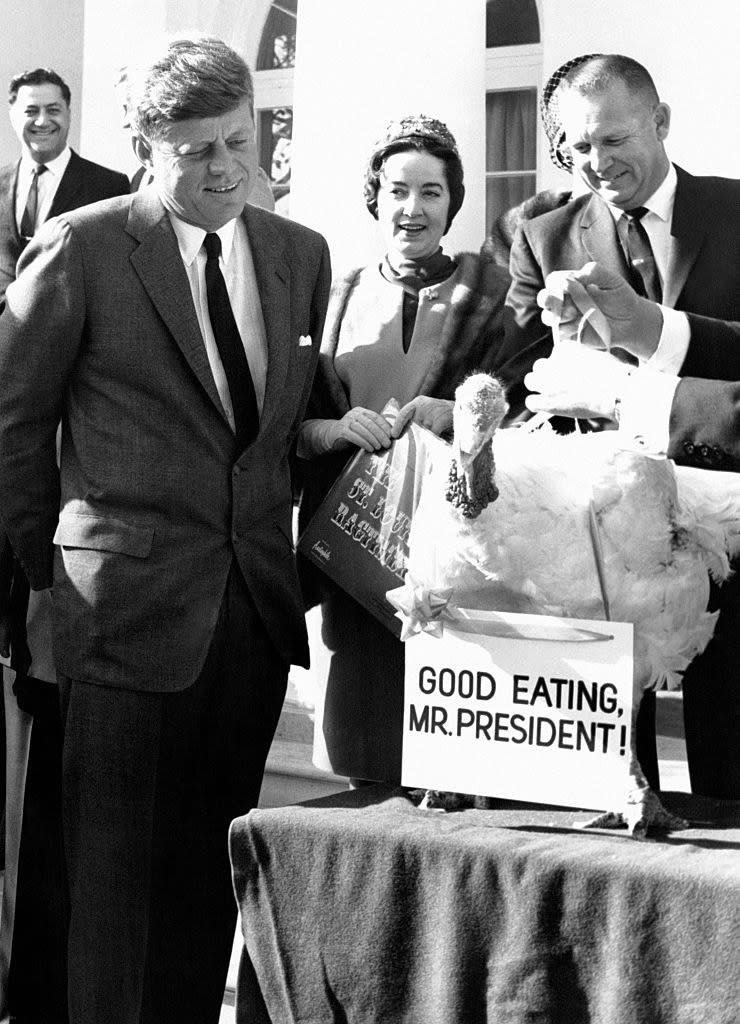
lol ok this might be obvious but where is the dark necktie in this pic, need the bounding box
[202,232,259,448]
[617,206,662,303]
[19,163,47,239]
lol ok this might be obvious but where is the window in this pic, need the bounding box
[256,0,297,69]
[254,0,298,212]
[484,0,542,234]
[486,0,540,47]
[257,106,293,206]
[485,88,537,229]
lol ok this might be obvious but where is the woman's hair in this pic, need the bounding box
[364,115,464,233]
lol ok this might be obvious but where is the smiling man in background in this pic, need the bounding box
[0,68,129,305]
[0,37,330,1024]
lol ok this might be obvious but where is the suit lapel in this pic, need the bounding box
[127,188,227,419]
[47,150,84,221]
[579,195,630,277]
[242,204,292,439]
[664,166,705,309]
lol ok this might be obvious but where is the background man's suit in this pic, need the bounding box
[0,148,129,304]
[0,146,128,1023]
[500,164,740,797]
[0,186,331,1022]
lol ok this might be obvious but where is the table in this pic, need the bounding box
[229,785,740,1024]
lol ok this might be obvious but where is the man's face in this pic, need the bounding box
[9,83,71,164]
[141,98,259,232]
[559,81,671,211]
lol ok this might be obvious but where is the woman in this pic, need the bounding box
[298,114,511,783]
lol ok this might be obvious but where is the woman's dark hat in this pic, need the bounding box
[541,54,603,170]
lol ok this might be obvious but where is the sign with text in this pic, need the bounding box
[402,609,634,810]
[299,421,447,636]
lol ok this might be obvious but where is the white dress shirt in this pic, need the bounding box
[15,146,71,234]
[605,164,690,453]
[169,214,268,431]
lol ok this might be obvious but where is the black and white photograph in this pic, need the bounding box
[0,2,738,1022]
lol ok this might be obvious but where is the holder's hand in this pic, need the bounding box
[524,342,632,421]
[391,396,454,439]
[537,262,663,359]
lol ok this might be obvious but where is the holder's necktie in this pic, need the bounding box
[617,206,662,303]
[202,232,259,448]
[20,163,47,239]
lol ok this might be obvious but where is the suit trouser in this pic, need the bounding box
[4,675,69,1024]
[59,565,288,1024]
[0,669,32,1022]
[682,568,740,799]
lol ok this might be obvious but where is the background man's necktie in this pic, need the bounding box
[203,232,259,448]
[20,164,47,239]
[617,206,662,302]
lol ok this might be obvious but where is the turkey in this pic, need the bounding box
[394,373,740,835]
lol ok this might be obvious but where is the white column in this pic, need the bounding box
[80,0,169,177]
[290,0,487,274]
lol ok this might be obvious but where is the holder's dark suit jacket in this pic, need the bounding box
[496,165,740,420]
[668,317,740,470]
[0,188,331,691]
[0,149,129,305]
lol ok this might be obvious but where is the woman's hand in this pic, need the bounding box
[391,396,453,438]
[327,407,393,452]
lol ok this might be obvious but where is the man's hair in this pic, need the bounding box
[560,54,660,108]
[128,36,254,141]
[9,68,71,106]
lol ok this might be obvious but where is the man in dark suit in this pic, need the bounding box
[529,263,740,452]
[497,54,740,419]
[0,66,128,1024]
[494,52,739,799]
[525,263,740,799]
[0,36,330,1024]
[0,67,129,305]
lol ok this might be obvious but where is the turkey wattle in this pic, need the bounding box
[399,373,738,835]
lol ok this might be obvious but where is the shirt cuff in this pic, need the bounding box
[616,367,681,455]
[644,307,691,374]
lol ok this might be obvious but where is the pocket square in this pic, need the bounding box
[298,334,312,347]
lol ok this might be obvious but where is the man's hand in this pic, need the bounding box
[537,262,664,359]
[524,342,632,421]
[391,396,453,439]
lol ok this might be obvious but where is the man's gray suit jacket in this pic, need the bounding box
[0,188,331,692]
